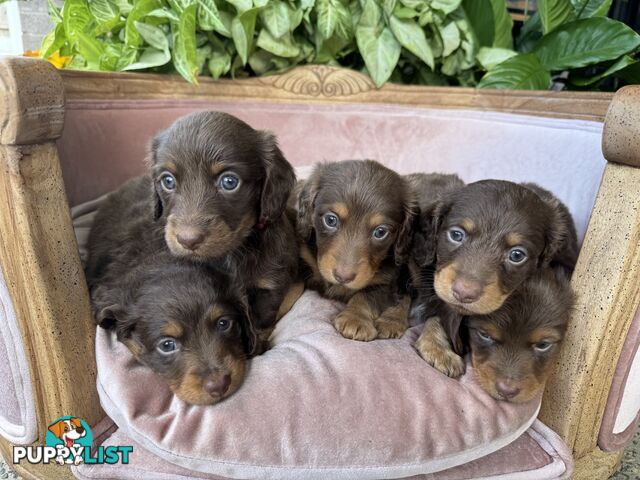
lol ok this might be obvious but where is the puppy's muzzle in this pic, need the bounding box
[203,373,231,397]
[176,228,205,251]
[332,266,356,285]
[451,277,482,304]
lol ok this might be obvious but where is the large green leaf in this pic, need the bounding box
[134,21,169,51]
[48,0,63,24]
[431,0,461,15]
[572,0,612,18]
[316,0,351,40]
[257,30,300,57]
[534,17,640,70]
[75,31,105,69]
[571,55,636,85]
[358,0,381,28]
[125,0,161,46]
[439,21,460,57]
[227,0,253,14]
[538,0,574,34]
[389,16,434,68]
[478,53,550,89]
[147,8,180,22]
[231,8,259,65]
[261,0,290,38]
[40,24,67,58]
[197,0,229,34]
[356,21,401,87]
[461,0,493,47]
[172,4,199,83]
[122,47,171,70]
[89,0,119,24]
[489,0,513,48]
[209,48,232,78]
[477,46,517,70]
[114,0,133,14]
[62,0,93,45]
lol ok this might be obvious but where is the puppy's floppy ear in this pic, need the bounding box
[258,131,296,225]
[394,192,418,265]
[523,183,578,277]
[238,292,260,356]
[296,167,322,241]
[412,200,448,268]
[147,131,167,221]
[48,420,65,439]
[92,285,139,345]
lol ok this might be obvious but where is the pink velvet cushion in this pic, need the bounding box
[74,417,573,479]
[95,291,542,480]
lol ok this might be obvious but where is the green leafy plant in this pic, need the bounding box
[41,0,640,89]
[476,0,640,89]
[40,0,481,86]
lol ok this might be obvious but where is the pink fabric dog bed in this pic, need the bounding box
[83,290,571,479]
[74,417,572,480]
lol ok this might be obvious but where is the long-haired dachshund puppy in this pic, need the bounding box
[86,111,298,347]
[467,269,573,403]
[409,177,578,376]
[295,160,416,341]
[91,251,254,405]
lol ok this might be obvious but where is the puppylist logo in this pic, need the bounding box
[13,416,133,466]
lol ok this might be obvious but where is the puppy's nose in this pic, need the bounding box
[203,374,231,397]
[496,381,521,400]
[452,278,482,303]
[177,230,204,250]
[75,427,84,434]
[333,268,356,284]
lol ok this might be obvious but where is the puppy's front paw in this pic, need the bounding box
[374,301,409,339]
[375,317,406,339]
[415,318,465,377]
[334,310,377,341]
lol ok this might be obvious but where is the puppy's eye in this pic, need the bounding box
[216,317,233,332]
[323,212,339,230]
[476,330,494,344]
[507,247,528,264]
[160,173,176,191]
[447,227,466,244]
[372,225,390,240]
[218,173,240,191]
[156,337,180,355]
[533,341,554,353]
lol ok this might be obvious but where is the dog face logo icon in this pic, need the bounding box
[45,416,92,465]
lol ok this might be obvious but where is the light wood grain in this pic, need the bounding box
[539,162,640,457]
[0,142,103,437]
[60,65,613,121]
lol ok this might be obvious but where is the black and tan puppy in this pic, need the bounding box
[91,252,254,405]
[295,160,416,341]
[409,177,578,376]
[86,111,298,345]
[467,269,573,403]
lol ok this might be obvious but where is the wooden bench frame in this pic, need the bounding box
[0,56,638,480]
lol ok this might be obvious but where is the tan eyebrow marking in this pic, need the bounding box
[332,202,349,219]
[211,162,227,175]
[369,213,387,228]
[461,218,475,233]
[506,233,524,247]
[162,321,184,338]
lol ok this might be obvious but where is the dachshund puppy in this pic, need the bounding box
[91,252,254,405]
[295,160,416,341]
[467,269,573,403]
[410,178,578,376]
[86,111,298,344]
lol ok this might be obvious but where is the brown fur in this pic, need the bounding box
[89,251,253,405]
[294,160,416,341]
[86,111,299,346]
[409,175,578,377]
[468,270,574,402]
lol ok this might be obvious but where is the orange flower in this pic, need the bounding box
[22,50,71,69]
